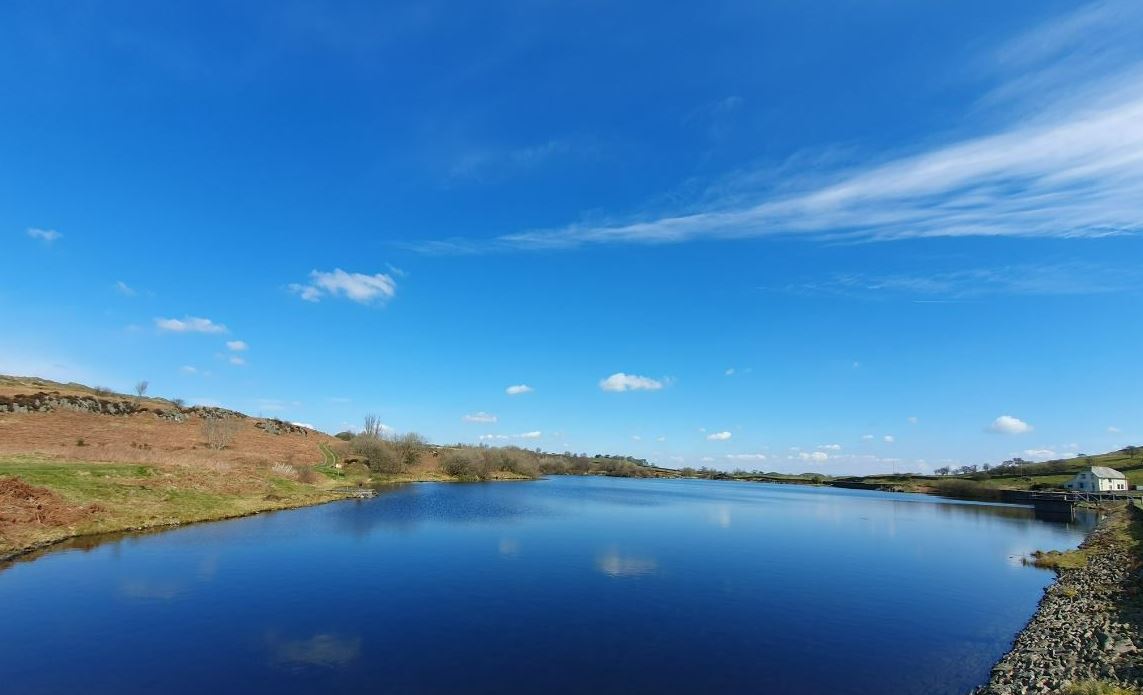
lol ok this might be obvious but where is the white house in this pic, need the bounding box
[1064,466,1128,492]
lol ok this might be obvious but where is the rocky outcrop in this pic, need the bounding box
[255,419,308,436]
[0,391,246,425]
[0,392,145,416]
[974,506,1143,694]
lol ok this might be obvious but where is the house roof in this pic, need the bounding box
[1088,466,1126,479]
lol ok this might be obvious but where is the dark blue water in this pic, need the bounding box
[0,477,1092,694]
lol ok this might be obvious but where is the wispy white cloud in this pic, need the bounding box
[27,227,61,243]
[908,416,919,425]
[114,280,136,296]
[226,340,248,352]
[706,431,732,441]
[228,356,246,366]
[447,138,597,183]
[1024,448,1058,460]
[599,373,664,392]
[479,431,542,441]
[290,268,396,305]
[882,435,895,444]
[155,316,227,334]
[463,411,498,423]
[787,263,1136,299]
[818,444,842,451]
[1108,425,1122,433]
[410,4,1143,254]
[797,451,829,463]
[989,415,1034,435]
[505,384,533,396]
[726,453,767,461]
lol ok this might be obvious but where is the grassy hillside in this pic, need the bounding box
[0,376,498,559]
[832,447,1143,499]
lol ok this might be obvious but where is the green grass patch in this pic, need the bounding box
[1031,548,1089,570]
[0,455,155,504]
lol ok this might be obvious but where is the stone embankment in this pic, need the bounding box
[974,505,1143,694]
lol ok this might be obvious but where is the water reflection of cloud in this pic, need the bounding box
[708,505,732,528]
[266,632,362,669]
[596,548,658,577]
[119,578,185,600]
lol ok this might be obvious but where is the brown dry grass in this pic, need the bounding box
[0,409,338,468]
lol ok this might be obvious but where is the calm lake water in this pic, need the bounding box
[0,477,1093,694]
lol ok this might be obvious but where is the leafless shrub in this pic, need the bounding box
[201,417,241,450]
[134,380,149,398]
[270,462,300,480]
[391,432,427,469]
[350,435,400,473]
[440,450,491,480]
[297,467,322,484]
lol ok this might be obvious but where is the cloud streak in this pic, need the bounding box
[408,3,1143,254]
[27,227,61,243]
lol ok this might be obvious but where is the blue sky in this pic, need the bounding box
[2,0,1142,474]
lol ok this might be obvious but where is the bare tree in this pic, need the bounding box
[361,414,386,439]
[134,380,149,398]
[202,417,241,450]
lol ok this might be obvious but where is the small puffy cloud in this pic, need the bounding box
[656,436,666,442]
[1108,426,1121,434]
[726,453,767,461]
[599,372,664,392]
[226,340,248,352]
[706,431,732,441]
[861,434,874,441]
[291,268,397,305]
[1024,448,1057,460]
[505,384,533,396]
[463,411,498,423]
[701,456,715,462]
[988,415,1033,435]
[228,356,246,366]
[114,280,136,296]
[179,365,198,374]
[631,435,642,441]
[798,451,829,462]
[27,227,61,243]
[156,316,228,334]
[818,444,842,451]
[724,368,735,376]
[907,416,919,425]
[883,435,895,444]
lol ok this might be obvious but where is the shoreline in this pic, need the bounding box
[973,503,1143,694]
[0,471,536,566]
